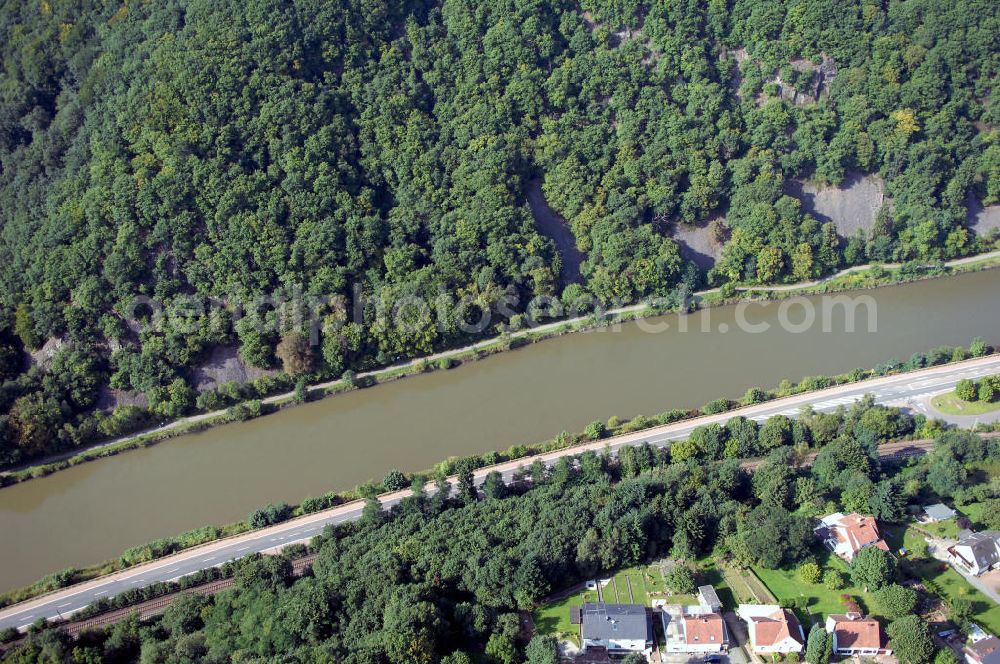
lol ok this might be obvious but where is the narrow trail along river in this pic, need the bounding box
[2,269,1000,592]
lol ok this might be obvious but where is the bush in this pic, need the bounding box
[227,400,263,422]
[585,420,607,440]
[702,399,730,415]
[798,561,821,584]
[823,569,846,590]
[955,379,977,402]
[979,376,1000,402]
[874,584,918,619]
[664,564,697,594]
[382,469,408,492]
[249,502,292,529]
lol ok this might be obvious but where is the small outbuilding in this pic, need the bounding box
[924,503,957,522]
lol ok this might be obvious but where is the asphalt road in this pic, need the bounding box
[2,354,1000,632]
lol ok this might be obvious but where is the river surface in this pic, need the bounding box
[2,269,1000,591]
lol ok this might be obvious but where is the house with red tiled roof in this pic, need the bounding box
[825,613,891,656]
[661,586,729,654]
[737,605,805,655]
[815,513,890,562]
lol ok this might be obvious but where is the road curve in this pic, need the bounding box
[2,354,999,631]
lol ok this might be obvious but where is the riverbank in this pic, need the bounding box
[2,346,997,610]
[3,354,1000,629]
[3,248,1000,488]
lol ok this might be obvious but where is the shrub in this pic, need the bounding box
[585,420,607,440]
[248,502,291,529]
[798,562,821,584]
[382,469,408,492]
[702,399,730,415]
[955,379,977,402]
[874,584,918,619]
[823,569,846,590]
[664,564,697,594]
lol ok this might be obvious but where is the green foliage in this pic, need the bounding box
[955,379,978,402]
[822,569,846,590]
[525,635,560,664]
[382,469,408,492]
[887,615,935,664]
[729,505,814,569]
[873,583,918,619]
[664,564,697,594]
[248,503,291,529]
[850,546,896,591]
[798,561,821,584]
[805,624,831,664]
[585,420,608,440]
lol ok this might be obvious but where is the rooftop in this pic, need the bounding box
[739,605,803,647]
[966,636,1000,664]
[581,603,651,643]
[698,585,722,610]
[828,614,883,651]
[924,503,957,521]
[685,612,726,645]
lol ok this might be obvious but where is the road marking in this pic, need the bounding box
[57,602,72,608]
[237,545,250,552]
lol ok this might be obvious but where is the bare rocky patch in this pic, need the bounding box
[95,386,148,412]
[966,195,1000,237]
[191,344,279,392]
[670,218,726,269]
[785,171,885,238]
[27,337,66,368]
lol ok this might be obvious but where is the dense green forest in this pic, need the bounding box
[1,0,999,466]
[4,400,998,663]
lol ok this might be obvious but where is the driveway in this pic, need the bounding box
[925,535,1000,606]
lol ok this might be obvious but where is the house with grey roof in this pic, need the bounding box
[948,531,1000,576]
[580,603,653,655]
[923,503,957,522]
[698,585,722,612]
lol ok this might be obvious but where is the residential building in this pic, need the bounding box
[948,532,1000,576]
[923,503,957,522]
[737,605,805,655]
[825,613,890,657]
[965,636,1000,664]
[661,586,729,654]
[815,512,890,562]
[580,603,653,655]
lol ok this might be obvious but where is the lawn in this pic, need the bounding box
[753,547,878,627]
[888,524,1000,635]
[961,501,990,529]
[931,392,1000,416]
[533,559,733,642]
[532,587,599,645]
[918,518,961,539]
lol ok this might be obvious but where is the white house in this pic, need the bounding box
[825,613,890,657]
[661,587,730,655]
[737,605,805,655]
[815,513,889,562]
[580,603,653,655]
[949,532,1000,576]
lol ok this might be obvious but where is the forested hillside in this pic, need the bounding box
[4,402,998,663]
[1,0,998,466]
